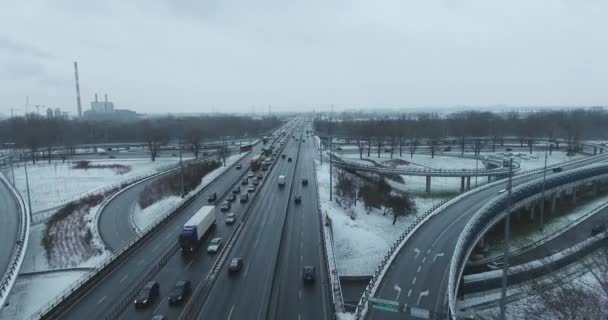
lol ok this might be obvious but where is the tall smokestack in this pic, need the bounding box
[104,94,108,112]
[74,61,82,118]
[95,93,98,103]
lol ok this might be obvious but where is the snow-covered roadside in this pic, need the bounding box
[3,158,188,213]
[316,159,435,276]
[0,271,86,320]
[132,153,247,231]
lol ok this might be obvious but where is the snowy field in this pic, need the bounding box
[316,160,442,275]
[132,153,248,232]
[0,270,86,320]
[2,157,192,213]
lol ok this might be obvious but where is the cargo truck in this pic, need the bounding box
[179,206,216,254]
[250,155,265,171]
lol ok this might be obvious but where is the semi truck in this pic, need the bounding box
[251,155,265,171]
[179,206,216,254]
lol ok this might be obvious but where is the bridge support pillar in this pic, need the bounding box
[551,193,557,214]
[594,146,598,155]
[601,148,604,154]
[425,176,431,194]
[460,176,466,192]
[529,204,535,220]
[572,188,577,204]
[488,176,492,182]
[466,176,471,190]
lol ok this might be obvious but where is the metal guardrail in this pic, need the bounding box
[353,146,608,319]
[314,159,343,316]
[0,171,30,310]
[448,163,608,319]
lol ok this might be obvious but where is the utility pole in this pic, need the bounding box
[24,162,33,221]
[222,136,227,166]
[499,158,514,320]
[539,145,548,231]
[179,134,184,198]
[10,155,15,185]
[329,106,334,202]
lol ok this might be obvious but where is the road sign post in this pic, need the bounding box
[369,297,400,313]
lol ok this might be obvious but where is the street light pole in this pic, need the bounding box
[499,158,514,320]
[24,161,33,220]
[10,155,15,185]
[179,135,184,198]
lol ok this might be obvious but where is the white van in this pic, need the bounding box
[278,175,286,187]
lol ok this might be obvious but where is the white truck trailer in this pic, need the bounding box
[179,205,216,254]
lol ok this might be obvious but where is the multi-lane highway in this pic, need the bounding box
[197,125,307,319]
[41,126,289,319]
[367,153,608,319]
[269,132,331,320]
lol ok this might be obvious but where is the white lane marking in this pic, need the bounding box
[407,289,412,297]
[119,274,128,283]
[393,284,402,300]
[137,259,145,266]
[299,289,302,300]
[227,304,235,320]
[153,297,165,314]
[433,253,445,262]
[298,314,302,320]
[243,264,250,278]
[417,265,421,273]
[417,290,429,305]
[185,260,194,271]
[97,296,106,305]
[422,257,426,264]
[414,248,420,258]
[152,244,160,252]
[426,249,431,254]
[412,277,416,285]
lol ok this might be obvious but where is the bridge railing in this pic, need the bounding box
[313,156,343,316]
[0,169,30,309]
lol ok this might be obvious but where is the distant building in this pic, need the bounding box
[46,108,54,118]
[84,93,139,121]
[54,108,61,118]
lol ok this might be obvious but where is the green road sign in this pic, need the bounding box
[369,297,400,313]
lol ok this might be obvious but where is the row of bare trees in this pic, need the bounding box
[0,115,282,163]
[334,168,416,224]
[315,109,608,158]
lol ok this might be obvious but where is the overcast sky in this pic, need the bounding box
[1,0,607,116]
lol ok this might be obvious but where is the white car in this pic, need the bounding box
[207,238,222,253]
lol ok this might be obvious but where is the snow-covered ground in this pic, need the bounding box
[0,270,86,320]
[484,194,608,259]
[132,153,247,231]
[316,159,442,275]
[3,157,191,213]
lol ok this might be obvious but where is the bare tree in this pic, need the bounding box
[186,127,203,159]
[143,122,168,162]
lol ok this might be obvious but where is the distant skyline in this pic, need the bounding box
[1,0,608,116]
